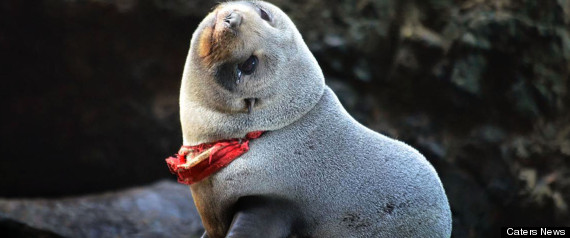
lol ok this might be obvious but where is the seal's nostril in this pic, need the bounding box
[224,12,242,28]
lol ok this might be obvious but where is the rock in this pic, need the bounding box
[0,218,63,238]
[450,54,486,96]
[0,180,203,238]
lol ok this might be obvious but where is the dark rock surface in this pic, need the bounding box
[1,0,569,237]
[0,180,203,238]
[0,218,63,238]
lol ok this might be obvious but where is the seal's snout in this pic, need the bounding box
[197,8,246,66]
[223,11,242,28]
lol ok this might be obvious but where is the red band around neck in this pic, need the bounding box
[165,131,264,185]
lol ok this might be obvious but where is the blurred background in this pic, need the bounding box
[1,0,569,237]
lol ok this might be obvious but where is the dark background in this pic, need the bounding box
[1,0,569,237]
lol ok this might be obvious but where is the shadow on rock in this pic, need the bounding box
[0,180,203,238]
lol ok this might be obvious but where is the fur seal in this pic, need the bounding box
[177,1,452,237]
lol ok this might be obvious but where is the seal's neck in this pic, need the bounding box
[166,131,264,184]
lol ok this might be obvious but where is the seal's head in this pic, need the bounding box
[181,1,325,145]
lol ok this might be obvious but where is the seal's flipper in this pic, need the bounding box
[225,197,297,238]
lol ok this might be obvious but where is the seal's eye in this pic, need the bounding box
[238,55,258,75]
[260,8,271,22]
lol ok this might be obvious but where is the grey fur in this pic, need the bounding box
[179,1,452,237]
[180,0,323,145]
